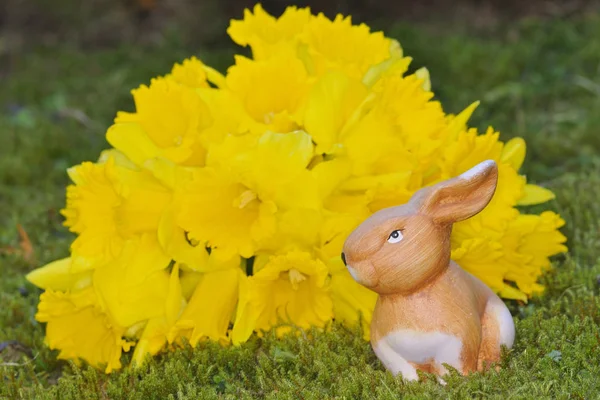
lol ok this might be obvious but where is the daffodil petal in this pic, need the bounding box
[231,274,258,345]
[35,288,132,374]
[498,284,528,302]
[26,258,92,291]
[501,137,526,171]
[106,123,161,166]
[166,56,224,89]
[227,4,310,60]
[93,236,172,328]
[166,264,183,326]
[170,268,242,346]
[158,204,210,271]
[130,314,176,367]
[444,101,479,142]
[517,184,556,206]
[330,268,378,340]
[414,67,431,91]
[203,65,227,88]
[311,158,351,200]
[362,56,411,88]
[304,72,368,154]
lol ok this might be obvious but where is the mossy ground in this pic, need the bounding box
[2,10,600,400]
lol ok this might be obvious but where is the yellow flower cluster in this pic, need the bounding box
[27,4,567,373]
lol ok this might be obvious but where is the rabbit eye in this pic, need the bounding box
[387,230,403,244]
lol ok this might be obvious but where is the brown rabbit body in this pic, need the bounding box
[342,160,515,381]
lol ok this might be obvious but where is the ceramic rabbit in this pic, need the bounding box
[342,160,515,382]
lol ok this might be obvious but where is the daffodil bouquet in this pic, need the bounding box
[26,4,567,373]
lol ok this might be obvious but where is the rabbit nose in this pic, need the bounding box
[341,252,347,266]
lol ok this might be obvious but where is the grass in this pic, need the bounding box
[2,11,600,399]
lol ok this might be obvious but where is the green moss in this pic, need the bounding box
[4,310,600,399]
[2,12,600,399]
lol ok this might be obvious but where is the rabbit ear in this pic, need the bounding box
[416,160,499,224]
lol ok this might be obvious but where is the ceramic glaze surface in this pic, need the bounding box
[342,159,515,381]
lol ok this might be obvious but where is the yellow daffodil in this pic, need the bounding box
[61,157,172,271]
[108,77,212,166]
[507,212,568,273]
[178,131,320,258]
[299,13,393,79]
[61,159,122,270]
[371,73,447,165]
[35,287,133,373]
[439,127,504,178]
[28,4,569,371]
[166,57,210,88]
[176,166,277,259]
[208,131,320,209]
[166,56,226,89]
[228,4,311,60]
[451,210,567,300]
[232,250,332,344]
[224,54,311,133]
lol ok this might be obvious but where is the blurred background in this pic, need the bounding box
[2,0,599,58]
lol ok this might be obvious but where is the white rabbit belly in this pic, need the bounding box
[373,329,463,380]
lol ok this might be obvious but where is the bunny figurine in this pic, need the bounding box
[342,159,515,382]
